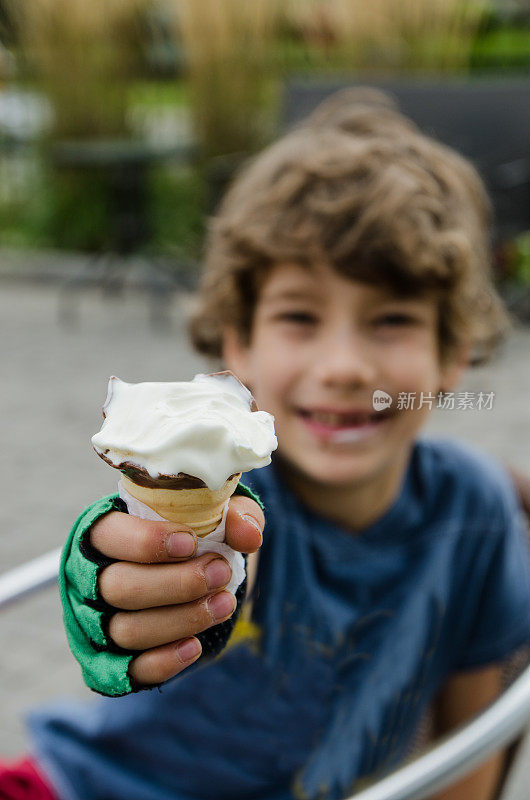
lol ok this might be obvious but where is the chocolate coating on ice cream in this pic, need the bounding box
[95,450,238,489]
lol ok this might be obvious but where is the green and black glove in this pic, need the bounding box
[59,483,264,697]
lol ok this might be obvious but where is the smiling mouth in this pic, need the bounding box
[297,408,392,442]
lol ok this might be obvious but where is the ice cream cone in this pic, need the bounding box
[120,473,241,537]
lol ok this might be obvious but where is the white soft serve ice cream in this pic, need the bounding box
[91,371,277,490]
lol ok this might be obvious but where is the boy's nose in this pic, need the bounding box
[314,330,376,389]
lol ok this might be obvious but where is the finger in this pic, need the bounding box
[224,495,264,553]
[129,637,202,686]
[98,553,232,610]
[90,511,198,563]
[108,591,236,650]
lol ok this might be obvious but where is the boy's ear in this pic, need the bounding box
[221,326,251,386]
[439,343,472,393]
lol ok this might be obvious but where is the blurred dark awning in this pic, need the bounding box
[283,79,530,240]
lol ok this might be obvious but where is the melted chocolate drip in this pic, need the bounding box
[95,450,238,489]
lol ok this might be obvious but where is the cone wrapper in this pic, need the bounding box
[118,479,246,595]
[120,473,241,537]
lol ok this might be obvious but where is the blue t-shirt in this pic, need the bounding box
[28,437,530,800]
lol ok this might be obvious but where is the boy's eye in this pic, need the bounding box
[276,311,317,325]
[376,313,417,326]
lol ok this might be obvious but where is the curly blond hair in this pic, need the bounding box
[189,88,510,366]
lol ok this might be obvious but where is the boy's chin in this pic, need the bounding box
[306,466,378,489]
[277,450,383,490]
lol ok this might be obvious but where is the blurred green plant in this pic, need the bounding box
[1,0,528,260]
[0,150,205,259]
[11,0,146,139]
[172,0,280,160]
[148,163,204,261]
[280,0,491,74]
[470,25,530,71]
[510,232,530,286]
[5,0,156,252]
[495,232,530,288]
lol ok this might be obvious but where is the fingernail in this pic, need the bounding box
[166,532,196,558]
[208,591,236,621]
[239,513,263,538]
[205,558,231,590]
[177,638,201,663]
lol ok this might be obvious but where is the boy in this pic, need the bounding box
[5,89,530,800]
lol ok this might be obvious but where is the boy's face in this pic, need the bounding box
[223,261,467,492]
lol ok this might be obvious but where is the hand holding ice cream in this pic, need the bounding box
[88,371,275,687]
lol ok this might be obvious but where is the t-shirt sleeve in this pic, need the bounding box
[453,476,530,671]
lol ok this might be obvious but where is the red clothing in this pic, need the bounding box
[0,757,57,800]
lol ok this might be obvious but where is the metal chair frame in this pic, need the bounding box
[1,550,529,800]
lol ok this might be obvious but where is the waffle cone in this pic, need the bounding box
[121,473,241,537]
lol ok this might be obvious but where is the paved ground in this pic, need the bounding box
[0,280,529,798]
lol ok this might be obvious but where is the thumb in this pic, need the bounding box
[224,495,264,553]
